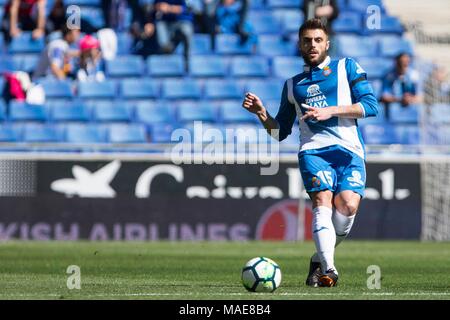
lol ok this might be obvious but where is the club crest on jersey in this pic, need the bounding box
[306,84,322,97]
[322,66,332,76]
[312,177,321,187]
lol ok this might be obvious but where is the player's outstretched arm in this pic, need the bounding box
[242,92,280,135]
[300,103,365,121]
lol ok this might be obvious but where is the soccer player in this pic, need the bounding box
[242,19,378,287]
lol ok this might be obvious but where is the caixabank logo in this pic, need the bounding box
[255,200,313,241]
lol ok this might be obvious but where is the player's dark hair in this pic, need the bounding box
[298,18,329,38]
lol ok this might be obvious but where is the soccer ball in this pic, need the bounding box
[241,257,282,292]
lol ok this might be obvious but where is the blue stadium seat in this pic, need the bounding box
[78,80,116,99]
[12,54,39,73]
[106,55,144,78]
[430,104,450,123]
[246,79,284,101]
[272,56,304,79]
[267,0,302,8]
[216,34,253,55]
[250,0,265,9]
[335,35,378,58]
[357,57,393,79]
[23,124,62,142]
[177,101,217,123]
[0,56,20,73]
[147,55,185,77]
[92,103,131,122]
[176,34,212,55]
[39,79,73,99]
[360,123,400,144]
[0,126,20,142]
[378,35,413,57]
[231,56,269,77]
[9,102,47,122]
[79,7,105,29]
[190,55,228,77]
[148,123,176,143]
[162,79,202,99]
[273,10,304,34]
[204,80,243,100]
[257,35,297,57]
[347,0,385,13]
[0,99,5,120]
[180,122,225,144]
[389,103,419,124]
[116,32,133,55]
[364,15,404,35]
[50,101,91,122]
[65,124,106,143]
[220,101,257,123]
[135,102,173,124]
[121,78,159,99]
[332,11,362,34]
[9,32,45,53]
[108,124,148,143]
[248,11,283,34]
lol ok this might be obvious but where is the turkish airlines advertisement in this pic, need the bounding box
[0,160,421,241]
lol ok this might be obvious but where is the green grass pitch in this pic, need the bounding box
[0,241,449,300]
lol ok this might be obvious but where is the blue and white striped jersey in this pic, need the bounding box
[273,56,379,160]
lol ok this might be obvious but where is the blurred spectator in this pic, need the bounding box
[303,0,339,34]
[1,0,47,43]
[424,65,450,105]
[32,24,80,80]
[2,71,45,108]
[216,0,254,46]
[381,53,423,119]
[76,35,106,82]
[130,3,160,58]
[47,0,98,35]
[154,0,194,71]
[102,0,142,33]
[193,0,219,50]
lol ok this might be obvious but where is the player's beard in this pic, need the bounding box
[302,50,328,68]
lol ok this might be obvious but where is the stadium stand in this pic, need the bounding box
[0,0,447,151]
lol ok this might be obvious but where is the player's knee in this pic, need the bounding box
[335,197,359,216]
[310,191,333,208]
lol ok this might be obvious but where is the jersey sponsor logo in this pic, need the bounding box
[305,84,328,108]
[306,84,322,97]
[347,170,364,187]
